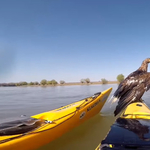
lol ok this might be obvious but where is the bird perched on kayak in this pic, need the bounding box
[111,58,150,116]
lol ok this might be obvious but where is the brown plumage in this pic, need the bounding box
[111,58,150,116]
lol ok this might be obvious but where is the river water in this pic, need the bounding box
[1,84,150,150]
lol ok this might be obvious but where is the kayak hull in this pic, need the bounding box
[0,88,112,150]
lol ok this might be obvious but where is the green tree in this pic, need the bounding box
[15,83,20,86]
[51,79,58,85]
[20,82,28,85]
[80,79,85,83]
[101,78,108,84]
[40,79,47,85]
[47,81,52,85]
[7,83,16,86]
[85,78,90,83]
[29,82,34,85]
[16,82,28,86]
[60,80,65,84]
[34,82,39,85]
[117,74,124,83]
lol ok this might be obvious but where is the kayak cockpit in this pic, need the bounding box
[0,118,46,136]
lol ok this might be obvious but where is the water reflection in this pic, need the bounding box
[116,118,150,141]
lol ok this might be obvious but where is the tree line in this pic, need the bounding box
[0,74,125,87]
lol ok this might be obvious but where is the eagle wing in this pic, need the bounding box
[114,70,146,98]
[145,72,150,91]
[113,70,149,116]
[114,83,145,116]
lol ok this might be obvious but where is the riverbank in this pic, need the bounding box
[0,81,119,87]
[59,81,118,86]
[26,81,119,87]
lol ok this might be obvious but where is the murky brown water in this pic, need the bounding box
[37,114,115,150]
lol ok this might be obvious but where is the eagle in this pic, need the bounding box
[111,58,150,116]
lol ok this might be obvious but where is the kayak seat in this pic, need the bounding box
[0,118,45,136]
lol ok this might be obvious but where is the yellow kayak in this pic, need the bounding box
[0,88,112,150]
[96,102,150,150]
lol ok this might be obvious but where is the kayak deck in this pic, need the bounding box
[122,102,150,119]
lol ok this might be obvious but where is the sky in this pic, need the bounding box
[1,0,150,83]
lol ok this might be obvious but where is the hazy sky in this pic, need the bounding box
[1,0,150,83]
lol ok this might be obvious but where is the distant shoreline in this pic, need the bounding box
[0,81,119,87]
[57,81,119,86]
